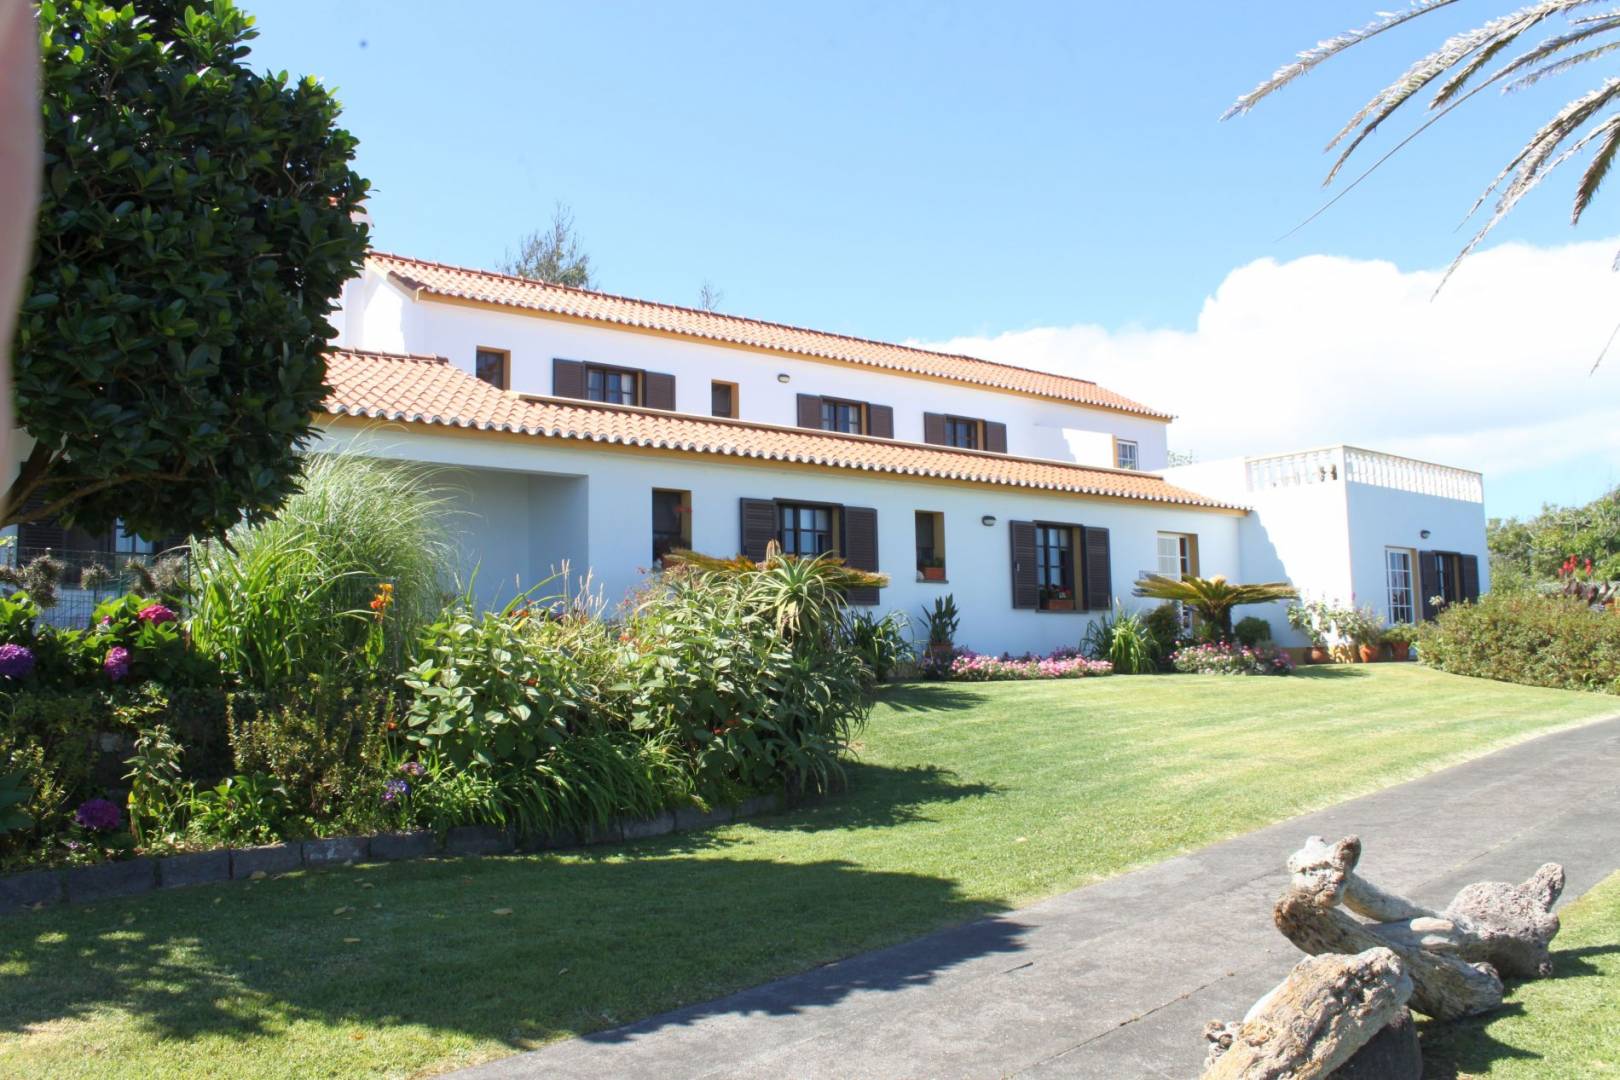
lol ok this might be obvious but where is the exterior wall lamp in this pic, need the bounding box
[981,515,997,527]
[1420,529,1432,539]
[777,373,790,383]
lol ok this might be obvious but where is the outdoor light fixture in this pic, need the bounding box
[981,515,997,527]
[1420,529,1432,539]
[776,373,790,383]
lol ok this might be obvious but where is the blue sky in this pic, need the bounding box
[250,1,1619,518]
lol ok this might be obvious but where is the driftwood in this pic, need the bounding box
[1276,835,1503,1020]
[1200,947,1413,1079]
[1287,835,1565,978]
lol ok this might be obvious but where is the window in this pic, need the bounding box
[711,380,738,418]
[651,489,691,565]
[1115,439,1139,470]
[1035,525,1076,610]
[475,348,509,389]
[819,398,863,435]
[1156,532,1198,632]
[1385,548,1416,624]
[113,519,154,557]
[778,503,835,556]
[586,365,639,405]
[944,417,979,450]
[915,511,946,580]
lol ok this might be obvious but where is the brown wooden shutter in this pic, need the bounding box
[922,413,947,446]
[1009,521,1038,609]
[552,358,586,399]
[796,394,823,429]
[866,404,894,439]
[1081,526,1112,611]
[984,421,1008,454]
[739,498,777,561]
[643,371,676,410]
[1459,554,1481,602]
[842,506,880,606]
[1418,551,1440,620]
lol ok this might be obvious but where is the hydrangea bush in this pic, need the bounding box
[1171,641,1294,676]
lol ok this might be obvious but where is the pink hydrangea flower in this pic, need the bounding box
[136,603,177,625]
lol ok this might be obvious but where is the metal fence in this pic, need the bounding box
[4,545,187,630]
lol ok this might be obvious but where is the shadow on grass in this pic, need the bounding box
[1291,666,1374,681]
[872,683,987,713]
[1418,942,1620,1078]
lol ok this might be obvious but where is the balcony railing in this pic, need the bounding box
[1244,446,1483,503]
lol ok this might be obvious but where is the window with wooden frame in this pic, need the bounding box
[1115,438,1140,470]
[1010,520,1111,612]
[1156,532,1199,632]
[1417,550,1480,618]
[819,398,864,435]
[474,347,510,389]
[777,502,837,557]
[738,498,880,605]
[1386,547,1416,624]
[711,380,738,418]
[586,364,640,406]
[923,413,1007,453]
[944,417,979,450]
[1034,524,1077,611]
[651,489,691,566]
[915,511,946,581]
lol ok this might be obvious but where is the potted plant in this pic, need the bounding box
[918,557,947,582]
[1340,605,1385,663]
[1381,623,1417,661]
[1043,586,1075,612]
[920,594,960,678]
[1286,600,1331,663]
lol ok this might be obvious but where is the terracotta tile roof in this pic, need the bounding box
[323,350,1241,511]
[367,252,1172,420]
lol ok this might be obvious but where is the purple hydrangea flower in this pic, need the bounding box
[104,646,131,682]
[381,779,411,804]
[136,603,178,625]
[399,761,426,778]
[0,643,36,679]
[74,798,122,832]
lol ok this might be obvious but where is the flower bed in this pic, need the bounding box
[950,651,1114,681]
[1171,641,1294,676]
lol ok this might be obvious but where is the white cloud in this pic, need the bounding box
[916,239,1620,482]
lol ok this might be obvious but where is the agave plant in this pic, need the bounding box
[1228,1,1620,300]
[1132,574,1298,640]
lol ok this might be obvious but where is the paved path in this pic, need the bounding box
[460,714,1620,1080]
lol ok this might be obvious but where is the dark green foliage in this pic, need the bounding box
[1417,593,1620,694]
[1106,610,1162,675]
[1488,487,1620,592]
[1233,616,1272,648]
[12,0,370,537]
[186,773,290,846]
[845,610,914,682]
[1144,603,1185,661]
[0,769,34,835]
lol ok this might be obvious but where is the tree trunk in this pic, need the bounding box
[1201,947,1413,1079]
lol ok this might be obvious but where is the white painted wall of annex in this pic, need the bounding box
[317,421,1243,657]
[337,272,1172,471]
[1344,482,1490,622]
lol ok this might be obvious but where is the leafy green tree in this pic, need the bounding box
[1228,2,1620,289]
[1489,486,1620,587]
[8,0,370,538]
[1132,574,1298,640]
[501,202,595,289]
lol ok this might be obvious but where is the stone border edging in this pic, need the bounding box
[0,790,799,916]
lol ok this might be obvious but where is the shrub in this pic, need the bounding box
[949,651,1114,680]
[1171,642,1294,676]
[1144,603,1185,660]
[844,610,915,683]
[1233,616,1272,648]
[1107,609,1162,675]
[190,453,454,690]
[1416,592,1620,693]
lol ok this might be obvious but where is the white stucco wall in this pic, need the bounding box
[339,270,1171,471]
[317,421,1243,657]
[1344,482,1490,621]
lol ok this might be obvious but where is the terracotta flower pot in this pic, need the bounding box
[1390,642,1411,662]
[921,566,946,582]
[1308,646,1330,664]
[1358,643,1381,664]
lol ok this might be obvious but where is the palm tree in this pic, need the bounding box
[1132,574,1298,640]
[1227,2,1620,297]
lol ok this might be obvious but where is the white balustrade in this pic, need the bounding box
[1245,446,1482,502]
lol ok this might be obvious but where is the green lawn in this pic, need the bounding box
[0,666,1613,1078]
[1422,871,1620,1078]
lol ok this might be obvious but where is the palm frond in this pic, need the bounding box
[1569,110,1620,219]
[1503,30,1620,91]
[1222,0,1461,121]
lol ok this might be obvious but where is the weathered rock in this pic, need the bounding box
[1328,1007,1421,1080]
[1201,947,1413,1079]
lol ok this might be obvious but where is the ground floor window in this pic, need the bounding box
[1035,524,1075,610]
[1386,547,1415,624]
[915,510,946,579]
[1156,532,1197,632]
[779,503,835,557]
[651,489,691,565]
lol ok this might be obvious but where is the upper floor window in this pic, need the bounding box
[944,417,979,449]
[587,365,639,406]
[820,398,863,435]
[779,503,835,557]
[475,348,509,389]
[711,380,738,418]
[1115,439,1139,470]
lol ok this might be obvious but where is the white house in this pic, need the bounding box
[299,251,1489,655]
[8,249,1488,652]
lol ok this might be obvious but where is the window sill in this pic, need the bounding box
[915,574,950,584]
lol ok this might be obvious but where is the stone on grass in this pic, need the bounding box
[370,831,439,861]
[231,843,301,879]
[673,804,734,832]
[65,858,156,903]
[444,825,515,857]
[158,850,230,889]
[0,868,65,914]
[621,812,675,840]
[303,836,370,867]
